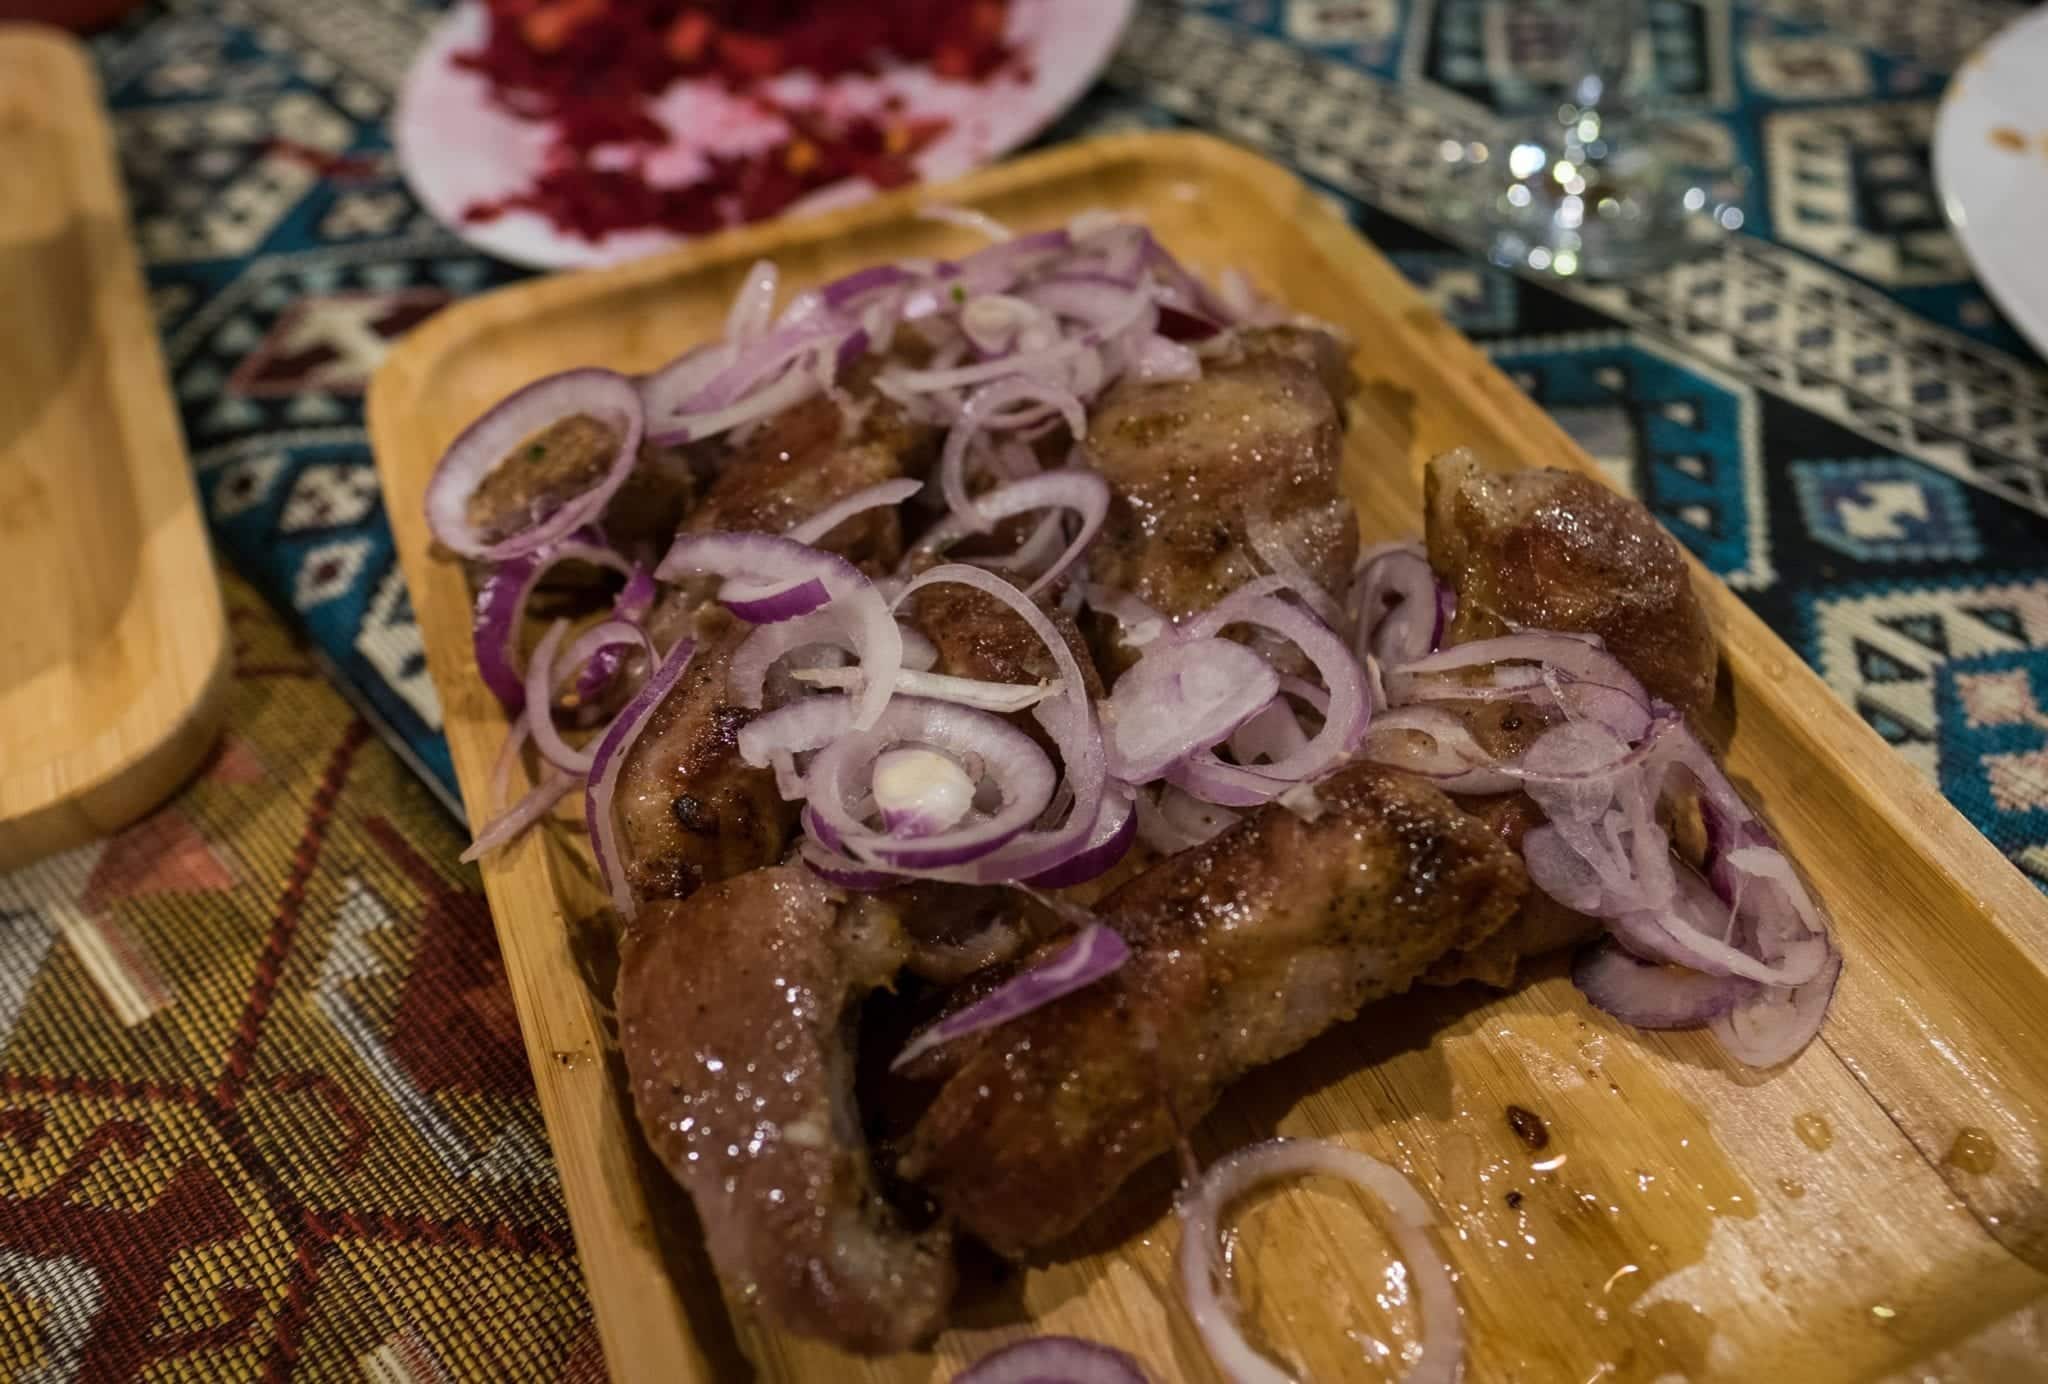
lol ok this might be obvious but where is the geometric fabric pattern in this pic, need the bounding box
[0,575,596,1379]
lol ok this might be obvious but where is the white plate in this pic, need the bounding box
[395,1,1134,271]
[1933,5,2048,355]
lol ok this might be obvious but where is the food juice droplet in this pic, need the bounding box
[1792,1113,1832,1151]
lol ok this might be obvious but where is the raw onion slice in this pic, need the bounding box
[1103,637,1279,784]
[790,665,1062,715]
[426,368,645,561]
[1085,584,1173,650]
[873,746,977,838]
[951,1336,1150,1384]
[784,477,923,548]
[460,769,577,864]
[890,922,1129,1071]
[724,259,778,344]
[937,378,1089,530]
[1350,542,1441,669]
[1137,784,1239,853]
[1024,786,1137,888]
[1384,632,1647,710]
[805,698,1057,870]
[1571,941,1753,1028]
[1711,942,1843,1068]
[912,471,1111,596]
[470,537,635,712]
[523,619,652,774]
[729,610,850,709]
[584,637,698,920]
[895,565,1108,884]
[1248,510,1344,629]
[659,532,901,729]
[1178,1138,1461,1384]
[1187,589,1371,785]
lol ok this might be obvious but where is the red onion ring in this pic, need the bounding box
[659,532,901,730]
[470,537,635,713]
[951,1337,1150,1384]
[426,368,645,561]
[890,921,1129,1071]
[1178,1138,1461,1384]
[1103,637,1279,784]
[583,637,698,920]
[910,471,1111,597]
[1572,940,1754,1028]
[459,768,577,865]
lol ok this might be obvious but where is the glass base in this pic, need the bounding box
[1432,111,1742,280]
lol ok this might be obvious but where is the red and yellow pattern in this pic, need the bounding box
[0,572,597,1380]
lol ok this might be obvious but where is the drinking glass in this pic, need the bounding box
[1432,0,1740,278]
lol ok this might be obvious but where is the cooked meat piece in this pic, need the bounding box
[601,442,699,556]
[1424,449,1716,720]
[1421,450,1720,986]
[897,763,1526,1256]
[1085,326,1358,671]
[613,607,798,903]
[682,395,906,570]
[618,866,954,1353]
[466,412,619,545]
[904,585,1106,699]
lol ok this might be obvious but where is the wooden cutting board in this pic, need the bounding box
[368,133,2048,1382]
[0,26,227,869]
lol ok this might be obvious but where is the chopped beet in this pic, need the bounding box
[452,0,1014,242]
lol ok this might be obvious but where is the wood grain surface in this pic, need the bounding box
[369,133,2048,1383]
[0,26,227,869]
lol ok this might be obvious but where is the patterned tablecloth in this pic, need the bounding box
[4,0,2048,1377]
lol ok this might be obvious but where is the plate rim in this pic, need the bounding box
[392,0,1137,271]
[1932,3,2048,357]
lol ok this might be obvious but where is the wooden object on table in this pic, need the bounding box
[369,133,2048,1383]
[0,27,227,871]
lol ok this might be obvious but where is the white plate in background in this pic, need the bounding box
[1933,5,2048,356]
[396,0,1134,271]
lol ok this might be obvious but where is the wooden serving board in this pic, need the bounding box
[0,26,228,870]
[369,134,2048,1382]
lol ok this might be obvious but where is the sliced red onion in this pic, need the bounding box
[789,665,1063,715]
[1247,511,1344,629]
[1085,584,1172,650]
[1023,786,1137,888]
[470,538,634,712]
[1358,705,1521,794]
[938,378,1089,531]
[721,576,830,624]
[913,472,1111,596]
[525,619,653,774]
[724,259,778,343]
[807,699,1056,870]
[1103,637,1279,783]
[1710,942,1842,1068]
[1178,1138,1461,1384]
[896,566,1108,884]
[735,694,857,768]
[1137,784,1239,853]
[1571,941,1754,1028]
[659,532,900,729]
[918,203,1015,243]
[1230,695,1314,767]
[572,564,657,707]
[873,746,977,838]
[584,637,698,920]
[891,921,1129,1071]
[489,715,530,810]
[638,340,737,420]
[1351,542,1440,669]
[1187,589,1371,786]
[459,768,577,865]
[1384,631,1647,709]
[729,610,849,709]
[649,361,823,447]
[952,1336,1149,1384]
[426,369,645,561]
[784,477,923,548]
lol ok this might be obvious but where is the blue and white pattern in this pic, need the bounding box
[91,0,2048,880]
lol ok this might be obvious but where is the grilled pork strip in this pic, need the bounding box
[617,866,954,1353]
[897,762,1526,1257]
[1421,450,1719,986]
[1085,326,1358,669]
[614,387,928,903]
